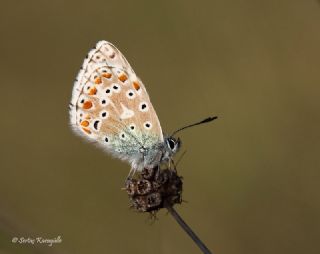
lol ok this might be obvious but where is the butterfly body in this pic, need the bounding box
[69,41,180,172]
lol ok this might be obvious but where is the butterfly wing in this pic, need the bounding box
[69,41,164,169]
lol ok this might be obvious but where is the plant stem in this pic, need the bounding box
[165,205,213,254]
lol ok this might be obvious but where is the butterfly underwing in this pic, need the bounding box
[69,41,180,173]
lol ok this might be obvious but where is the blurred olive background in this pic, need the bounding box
[0,0,320,253]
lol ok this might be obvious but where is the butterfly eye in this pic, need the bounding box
[126,90,136,99]
[166,137,180,152]
[139,102,149,112]
[144,121,152,130]
[168,139,175,150]
[104,136,109,143]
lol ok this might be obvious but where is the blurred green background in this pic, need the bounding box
[0,0,320,253]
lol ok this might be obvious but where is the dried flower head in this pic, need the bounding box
[125,167,183,212]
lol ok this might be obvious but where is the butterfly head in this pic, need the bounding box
[164,136,181,156]
[161,116,218,162]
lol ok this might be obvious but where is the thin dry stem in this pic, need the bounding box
[165,204,212,254]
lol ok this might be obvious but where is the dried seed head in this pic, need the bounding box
[125,167,183,213]
[141,167,155,180]
[136,179,152,195]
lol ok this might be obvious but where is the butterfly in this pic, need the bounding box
[69,40,216,178]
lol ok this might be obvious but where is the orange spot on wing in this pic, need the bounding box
[102,73,112,79]
[95,77,102,84]
[82,128,91,134]
[81,120,89,127]
[133,81,140,91]
[83,101,93,109]
[89,87,97,95]
[119,74,128,82]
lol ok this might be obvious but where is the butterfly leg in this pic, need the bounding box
[169,158,177,173]
[126,167,137,181]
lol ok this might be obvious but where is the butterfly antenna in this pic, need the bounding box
[171,116,218,137]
